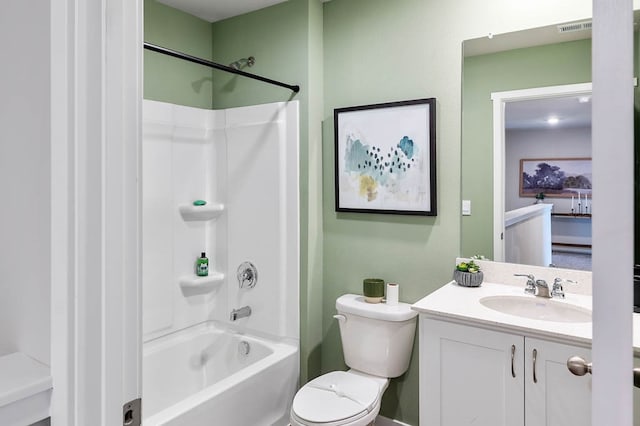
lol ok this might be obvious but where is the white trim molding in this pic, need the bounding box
[50,0,142,424]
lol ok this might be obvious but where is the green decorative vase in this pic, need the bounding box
[363,278,385,303]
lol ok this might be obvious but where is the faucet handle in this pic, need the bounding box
[514,274,536,295]
[554,278,577,285]
[551,278,577,299]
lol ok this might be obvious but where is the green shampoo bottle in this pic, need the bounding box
[196,252,209,276]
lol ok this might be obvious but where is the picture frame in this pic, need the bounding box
[519,157,592,198]
[334,98,437,215]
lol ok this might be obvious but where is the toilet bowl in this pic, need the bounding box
[290,294,417,426]
[290,370,388,426]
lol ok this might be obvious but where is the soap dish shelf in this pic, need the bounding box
[179,272,225,292]
[179,203,225,221]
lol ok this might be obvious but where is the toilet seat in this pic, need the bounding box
[291,371,384,426]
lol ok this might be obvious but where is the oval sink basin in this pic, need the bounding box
[480,295,592,323]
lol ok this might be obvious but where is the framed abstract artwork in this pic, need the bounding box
[334,98,437,215]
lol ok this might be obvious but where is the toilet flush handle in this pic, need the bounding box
[333,314,346,323]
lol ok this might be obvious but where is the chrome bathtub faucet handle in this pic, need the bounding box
[514,274,536,295]
[237,261,258,289]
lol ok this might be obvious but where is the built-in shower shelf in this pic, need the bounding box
[179,203,225,221]
[179,272,225,292]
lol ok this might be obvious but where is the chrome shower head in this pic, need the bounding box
[229,56,255,70]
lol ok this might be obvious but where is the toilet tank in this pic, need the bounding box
[335,294,418,378]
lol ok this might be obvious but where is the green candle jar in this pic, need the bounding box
[363,278,385,303]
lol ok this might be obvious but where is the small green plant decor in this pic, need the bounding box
[453,259,484,287]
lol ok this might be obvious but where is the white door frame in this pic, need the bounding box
[50,0,142,424]
[491,83,593,262]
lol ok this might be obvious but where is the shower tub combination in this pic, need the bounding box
[142,100,300,425]
[143,322,298,426]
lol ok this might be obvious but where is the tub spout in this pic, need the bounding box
[230,306,252,321]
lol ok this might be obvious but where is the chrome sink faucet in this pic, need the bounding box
[534,279,551,298]
[515,274,577,299]
[230,305,252,321]
[514,274,551,298]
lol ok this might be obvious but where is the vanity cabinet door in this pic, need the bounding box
[524,338,591,426]
[420,318,525,426]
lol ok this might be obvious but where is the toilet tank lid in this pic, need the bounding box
[336,294,418,322]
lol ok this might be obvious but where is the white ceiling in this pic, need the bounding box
[157,0,288,23]
[505,95,591,130]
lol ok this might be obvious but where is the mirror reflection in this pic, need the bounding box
[461,21,593,271]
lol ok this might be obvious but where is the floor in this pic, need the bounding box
[551,250,592,271]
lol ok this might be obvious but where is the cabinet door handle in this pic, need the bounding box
[532,348,538,383]
[511,344,516,378]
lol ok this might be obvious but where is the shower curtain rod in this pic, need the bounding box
[144,42,300,93]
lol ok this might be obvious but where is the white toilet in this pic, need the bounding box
[290,294,418,426]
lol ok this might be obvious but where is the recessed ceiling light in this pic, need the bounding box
[578,96,591,103]
[547,117,560,125]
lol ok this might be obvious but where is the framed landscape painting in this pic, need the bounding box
[519,157,592,198]
[334,98,437,216]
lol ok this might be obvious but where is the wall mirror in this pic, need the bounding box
[460,20,595,271]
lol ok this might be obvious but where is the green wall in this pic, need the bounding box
[144,0,214,108]
[461,39,592,259]
[322,1,462,423]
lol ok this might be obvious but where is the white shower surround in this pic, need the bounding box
[142,99,299,424]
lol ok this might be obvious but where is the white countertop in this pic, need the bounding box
[412,281,640,352]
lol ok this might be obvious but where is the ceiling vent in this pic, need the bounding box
[557,21,593,33]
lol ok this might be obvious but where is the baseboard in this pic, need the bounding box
[375,415,413,426]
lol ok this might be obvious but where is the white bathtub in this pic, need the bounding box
[143,321,298,426]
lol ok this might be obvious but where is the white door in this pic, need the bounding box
[421,319,524,426]
[591,1,634,425]
[525,338,592,426]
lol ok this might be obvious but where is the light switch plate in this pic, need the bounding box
[462,199,471,216]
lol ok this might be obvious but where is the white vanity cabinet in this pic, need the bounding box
[420,317,591,426]
[524,337,591,426]
[420,317,524,426]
